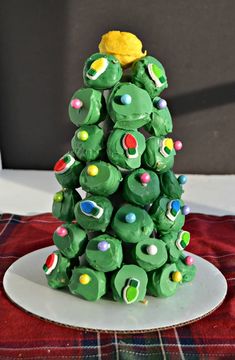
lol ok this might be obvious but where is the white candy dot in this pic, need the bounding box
[146,245,158,256]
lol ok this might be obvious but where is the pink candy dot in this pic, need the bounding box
[185,256,194,266]
[71,99,83,109]
[174,140,183,151]
[56,226,68,237]
[140,172,151,185]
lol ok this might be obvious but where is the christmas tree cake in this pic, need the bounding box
[43,30,196,305]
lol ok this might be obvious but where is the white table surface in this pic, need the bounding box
[0,170,234,216]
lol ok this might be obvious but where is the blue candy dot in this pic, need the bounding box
[178,175,187,185]
[97,241,110,252]
[120,94,132,105]
[154,98,167,110]
[80,201,94,214]
[125,212,136,223]
[182,205,190,215]
[172,200,180,212]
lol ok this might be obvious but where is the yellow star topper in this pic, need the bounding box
[99,31,147,68]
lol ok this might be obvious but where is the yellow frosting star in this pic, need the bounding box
[98,31,147,68]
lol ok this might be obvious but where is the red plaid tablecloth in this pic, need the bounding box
[0,213,234,360]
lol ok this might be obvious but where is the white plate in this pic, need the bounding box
[3,246,227,332]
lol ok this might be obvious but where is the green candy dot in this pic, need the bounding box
[54,192,63,202]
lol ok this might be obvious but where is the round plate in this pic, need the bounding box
[3,246,227,332]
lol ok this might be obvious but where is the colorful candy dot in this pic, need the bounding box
[155,98,167,110]
[71,98,83,109]
[178,175,187,185]
[79,274,91,285]
[140,172,151,185]
[185,256,194,266]
[125,212,136,224]
[120,94,132,105]
[97,241,110,252]
[87,165,99,176]
[54,192,63,202]
[181,205,190,215]
[78,130,89,141]
[56,226,68,237]
[172,271,182,283]
[174,140,183,151]
[146,244,158,256]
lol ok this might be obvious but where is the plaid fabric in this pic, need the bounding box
[0,213,234,360]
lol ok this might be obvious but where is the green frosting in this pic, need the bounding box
[43,250,73,289]
[147,263,178,297]
[132,56,168,98]
[176,256,197,283]
[52,189,81,222]
[134,238,168,272]
[162,232,182,262]
[68,88,106,126]
[161,230,190,262]
[111,264,148,303]
[111,204,154,243]
[53,223,87,259]
[143,136,176,173]
[107,82,153,129]
[54,152,84,189]
[69,266,106,301]
[159,170,183,199]
[107,129,146,170]
[150,196,185,235]
[145,96,173,136]
[83,53,122,90]
[74,195,113,232]
[71,125,104,162]
[123,168,160,207]
[79,161,122,196]
[85,234,123,272]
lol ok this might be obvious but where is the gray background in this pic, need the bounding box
[0,0,235,173]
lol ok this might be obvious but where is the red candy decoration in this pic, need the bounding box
[45,253,56,268]
[54,159,66,172]
[122,133,138,159]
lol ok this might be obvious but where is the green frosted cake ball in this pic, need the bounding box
[69,266,106,301]
[161,230,191,262]
[111,204,154,243]
[145,97,173,137]
[71,125,104,162]
[79,161,122,196]
[74,195,113,232]
[107,129,146,170]
[132,56,168,98]
[147,263,179,297]
[52,189,81,222]
[134,238,168,272]
[107,82,153,129]
[68,88,106,126]
[53,223,87,259]
[176,256,196,283]
[43,250,74,289]
[123,168,160,207]
[85,234,123,272]
[111,264,148,304]
[150,196,185,235]
[143,136,176,173]
[54,152,83,189]
[83,53,122,90]
[159,170,184,199]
